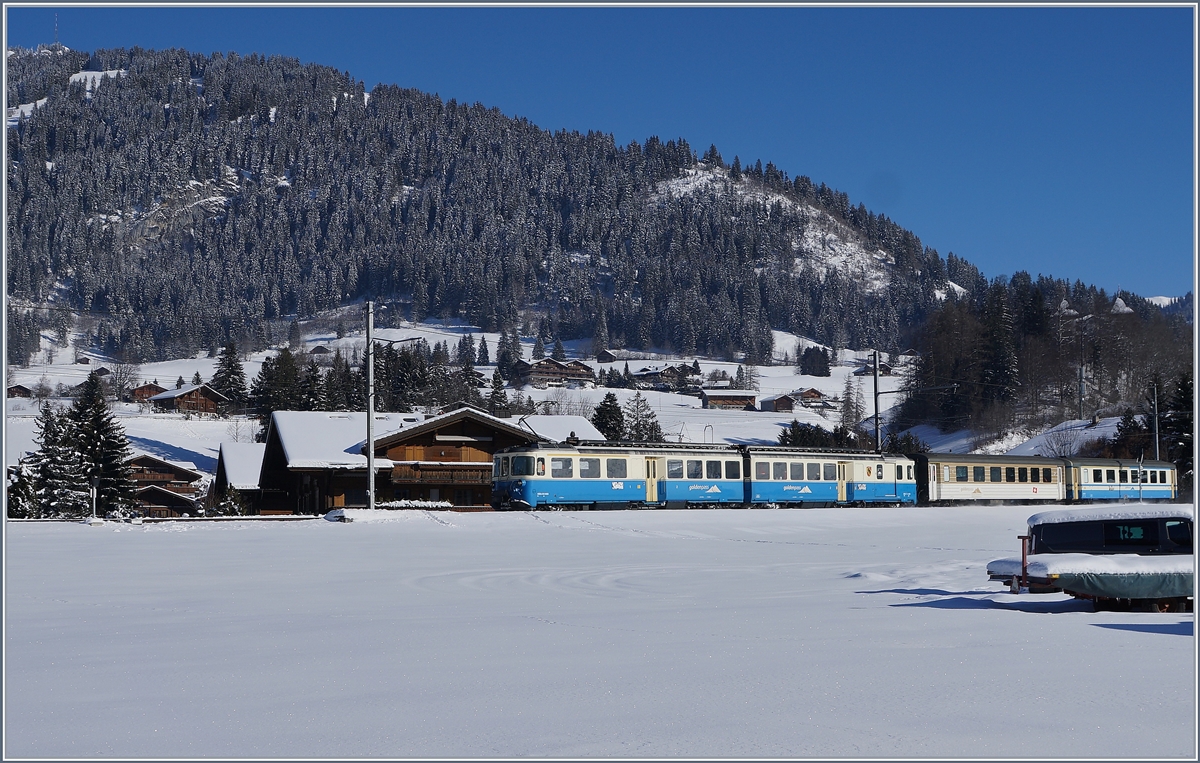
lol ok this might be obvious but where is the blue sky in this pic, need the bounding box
[5,5,1195,299]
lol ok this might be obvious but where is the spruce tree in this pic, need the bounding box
[486,369,508,417]
[191,371,203,386]
[623,392,664,442]
[532,336,546,360]
[552,338,567,361]
[1164,369,1193,495]
[68,373,135,515]
[591,392,626,441]
[209,342,249,411]
[476,336,490,366]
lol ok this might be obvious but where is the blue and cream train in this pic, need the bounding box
[491,442,1176,510]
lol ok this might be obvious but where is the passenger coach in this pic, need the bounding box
[1062,458,1176,502]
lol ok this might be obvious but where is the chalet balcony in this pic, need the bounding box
[390,462,492,485]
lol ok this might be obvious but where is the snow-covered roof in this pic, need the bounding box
[217,443,267,490]
[148,383,228,402]
[516,415,606,442]
[1026,505,1194,527]
[270,411,412,469]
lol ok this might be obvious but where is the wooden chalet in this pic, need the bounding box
[852,363,893,377]
[211,442,267,511]
[127,453,204,497]
[700,390,758,410]
[135,485,197,518]
[148,383,229,413]
[513,358,595,387]
[130,382,168,402]
[7,384,32,398]
[758,393,798,413]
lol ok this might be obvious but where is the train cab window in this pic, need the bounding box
[1030,468,1040,483]
[1092,469,1103,483]
[666,460,683,479]
[823,463,837,481]
[773,462,788,481]
[973,466,985,482]
[755,462,770,480]
[606,458,627,479]
[687,460,703,479]
[791,463,804,480]
[896,465,903,480]
[536,458,546,476]
[1018,468,1028,483]
[1106,469,1116,483]
[907,465,913,481]
[876,464,884,480]
[706,461,722,479]
[725,461,741,480]
[500,457,510,477]
[1005,467,1016,483]
[512,456,534,476]
[579,458,601,479]
[955,466,968,482]
[1166,520,1192,550]
[1119,470,1128,483]
[990,466,1002,482]
[808,463,821,481]
[550,457,573,478]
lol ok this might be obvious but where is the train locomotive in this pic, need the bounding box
[492,441,1176,510]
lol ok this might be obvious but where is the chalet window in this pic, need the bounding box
[823,463,836,481]
[756,462,770,480]
[1005,467,1016,483]
[955,466,968,482]
[512,456,535,476]
[666,460,683,479]
[807,463,820,481]
[550,458,573,478]
[773,462,788,481]
[725,461,740,480]
[579,458,601,479]
[687,460,703,479]
[706,461,722,479]
[790,462,804,480]
[973,466,985,482]
[990,467,1002,482]
[606,459,627,479]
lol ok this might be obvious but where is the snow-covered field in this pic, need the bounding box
[4,506,1194,759]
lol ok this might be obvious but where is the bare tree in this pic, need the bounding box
[1040,424,1082,458]
[225,417,255,443]
[105,362,142,401]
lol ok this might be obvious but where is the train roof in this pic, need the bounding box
[1027,505,1194,527]
[911,453,1062,464]
[1061,457,1176,469]
[496,441,740,454]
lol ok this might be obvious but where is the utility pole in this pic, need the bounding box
[1152,383,1160,461]
[366,301,375,512]
[873,350,881,453]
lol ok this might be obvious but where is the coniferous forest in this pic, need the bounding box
[6,44,1192,441]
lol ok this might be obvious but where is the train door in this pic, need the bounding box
[837,462,849,503]
[645,458,660,503]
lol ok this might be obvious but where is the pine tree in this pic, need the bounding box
[6,459,39,518]
[476,336,490,366]
[209,342,249,411]
[532,336,546,360]
[191,371,203,386]
[593,307,609,355]
[552,338,566,361]
[623,392,664,442]
[591,392,626,441]
[31,404,90,518]
[68,372,135,515]
[175,375,185,389]
[486,370,508,417]
[1164,369,1193,496]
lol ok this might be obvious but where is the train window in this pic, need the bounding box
[500,457,509,477]
[895,465,903,480]
[756,462,770,480]
[606,459,627,479]
[1131,469,1140,483]
[687,460,703,479]
[972,466,984,482]
[907,465,913,480]
[706,461,722,479]
[990,467,1001,482]
[1119,469,1128,483]
[1092,469,1103,483]
[791,463,804,480]
[666,460,683,479]
[725,461,741,480]
[1018,468,1028,483]
[1044,468,1053,483]
[579,458,601,479]
[773,462,788,481]
[1150,471,1158,484]
[955,466,968,482]
[536,458,546,476]
[1160,470,1168,484]
[1106,469,1116,483]
[1031,468,1040,483]
[1005,467,1016,483]
[550,458,573,478]
[808,463,821,481]
[943,466,951,482]
[512,456,534,476]
[824,463,836,481]
[1166,520,1192,550]
[873,464,881,480]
